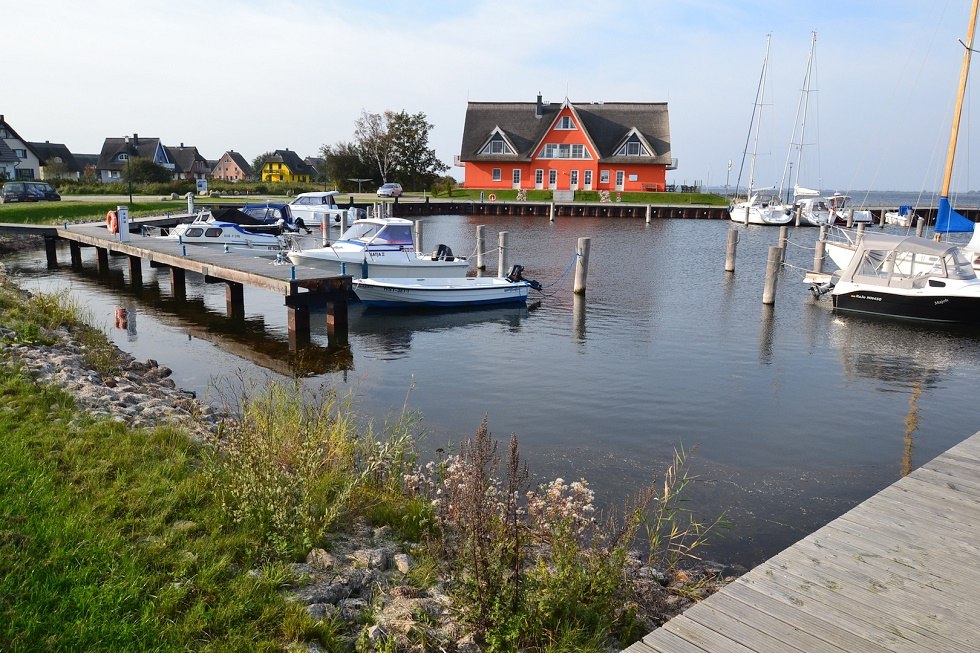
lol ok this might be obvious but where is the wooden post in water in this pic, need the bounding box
[778,226,789,263]
[498,231,508,277]
[743,205,749,225]
[549,202,556,222]
[645,205,652,224]
[574,237,591,295]
[762,245,781,305]
[916,217,925,237]
[813,239,826,274]
[725,228,738,272]
[320,216,328,247]
[414,220,423,253]
[476,225,486,270]
[846,208,854,227]
[794,204,802,226]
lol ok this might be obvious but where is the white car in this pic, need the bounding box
[377,182,403,198]
[287,191,350,226]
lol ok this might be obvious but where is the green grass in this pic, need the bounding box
[0,201,185,225]
[428,188,728,206]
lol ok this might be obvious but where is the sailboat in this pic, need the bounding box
[789,33,873,227]
[729,35,795,226]
[827,0,980,324]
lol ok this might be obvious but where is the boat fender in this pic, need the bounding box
[106,210,118,234]
[431,243,455,261]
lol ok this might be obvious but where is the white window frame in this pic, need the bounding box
[534,168,544,190]
[548,169,557,189]
[599,169,610,184]
[557,116,575,130]
[584,170,593,190]
[615,170,625,191]
[512,168,521,189]
[570,170,579,190]
[492,168,502,182]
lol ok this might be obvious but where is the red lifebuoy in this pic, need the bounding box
[106,210,118,234]
[488,193,496,202]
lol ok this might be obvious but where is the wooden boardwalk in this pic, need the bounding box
[625,431,980,653]
[46,222,350,347]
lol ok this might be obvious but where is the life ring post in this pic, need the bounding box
[116,205,130,242]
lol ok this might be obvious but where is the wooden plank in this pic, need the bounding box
[660,616,760,653]
[912,464,980,495]
[680,599,818,653]
[640,628,714,653]
[895,474,980,512]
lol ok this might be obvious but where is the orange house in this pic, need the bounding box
[458,95,673,193]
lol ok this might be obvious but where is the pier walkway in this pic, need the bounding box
[625,430,980,653]
[42,222,350,348]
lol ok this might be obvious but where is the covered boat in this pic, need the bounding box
[830,233,980,323]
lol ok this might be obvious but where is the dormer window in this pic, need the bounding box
[115,153,129,162]
[557,116,575,130]
[614,139,650,157]
[480,138,515,156]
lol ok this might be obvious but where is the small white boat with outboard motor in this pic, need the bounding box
[353,265,542,308]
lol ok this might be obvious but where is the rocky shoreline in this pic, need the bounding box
[0,238,739,652]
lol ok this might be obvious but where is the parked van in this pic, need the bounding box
[1,181,61,203]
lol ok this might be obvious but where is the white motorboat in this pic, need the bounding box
[826,233,980,323]
[156,209,290,257]
[287,217,469,279]
[353,267,540,308]
[796,193,872,227]
[883,205,918,227]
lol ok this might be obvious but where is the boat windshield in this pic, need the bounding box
[341,222,414,246]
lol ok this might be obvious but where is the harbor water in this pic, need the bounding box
[6,214,980,568]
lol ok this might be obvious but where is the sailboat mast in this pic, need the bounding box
[793,32,817,194]
[747,34,771,197]
[940,0,979,197]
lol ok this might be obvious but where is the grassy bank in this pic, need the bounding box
[0,201,184,225]
[0,272,726,652]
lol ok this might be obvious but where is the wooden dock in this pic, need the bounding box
[625,430,980,653]
[44,222,350,349]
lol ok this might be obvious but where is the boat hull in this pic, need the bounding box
[832,286,980,323]
[287,250,469,279]
[353,277,530,307]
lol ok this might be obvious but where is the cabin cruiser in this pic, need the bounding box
[728,193,794,226]
[286,217,469,278]
[816,233,980,323]
[156,208,294,257]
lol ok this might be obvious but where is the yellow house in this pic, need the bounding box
[261,149,315,183]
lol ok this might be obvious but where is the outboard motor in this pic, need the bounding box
[507,264,543,291]
[431,244,455,261]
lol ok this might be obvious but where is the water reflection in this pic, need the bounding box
[340,302,531,360]
[758,305,775,365]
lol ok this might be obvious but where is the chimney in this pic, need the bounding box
[133,133,139,148]
[535,92,543,119]
[180,142,184,149]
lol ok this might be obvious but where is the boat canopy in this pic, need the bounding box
[841,233,977,285]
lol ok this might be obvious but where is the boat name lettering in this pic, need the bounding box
[382,287,409,293]
[854,294,882,301]
[935,298,950,305]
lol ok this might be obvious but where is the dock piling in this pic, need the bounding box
[498,231,509,277]
[574,237,591,295]
[778,226,788,263]
[414,220,423,253]
[476,225,486,270]
[762,245,781,305]
[724,228,738,272]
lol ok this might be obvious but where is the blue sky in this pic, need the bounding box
[6,0,979,192]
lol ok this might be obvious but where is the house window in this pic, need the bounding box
[15,169,34,180]
[584,170,593,189]
[541,143,590,159]
[535,169,543,185]
[600,170,610,184]
[0,128,8,138]
[557,116,575,130]
[481,139,513,155]
[13,149,27,159]
[614,140,650,157]
[548,169,557,188]
[512,169,521,186]
[570,170,579,188]
[492,168,501,182]
[115,153,129,162]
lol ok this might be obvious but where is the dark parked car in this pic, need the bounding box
[1,181,61,203]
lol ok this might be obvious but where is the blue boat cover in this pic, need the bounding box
[935,196,975,233]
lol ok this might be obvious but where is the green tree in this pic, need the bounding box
[388,110,449,191]
[353,109,449,191]
[318,141,376,193]
[124,157,171,183]
[251,151,277,180]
